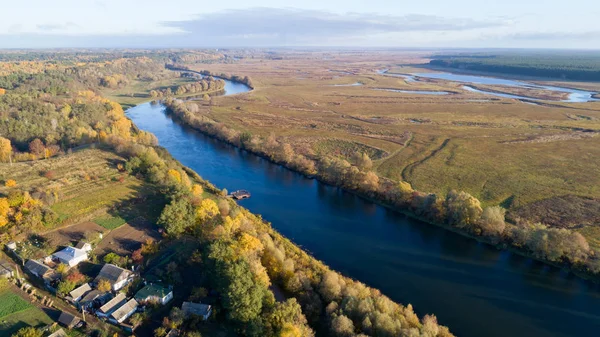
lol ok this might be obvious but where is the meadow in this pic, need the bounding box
[168,50,600,238]
[0,290,53,336]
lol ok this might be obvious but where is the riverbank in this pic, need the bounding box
[162,98,600,284]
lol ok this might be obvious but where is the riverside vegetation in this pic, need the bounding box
[161,49,600,281]
[0,52,453,336]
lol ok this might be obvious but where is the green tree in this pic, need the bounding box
[158,198,195,236]
[57,280,76,295]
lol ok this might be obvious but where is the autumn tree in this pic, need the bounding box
[478,206,506,236]
[445,190,483,228]
[97,278,112,292]
[29,138,45,156]
[0,137,11,162]
[11,327,43,337]
[353,152,373,171]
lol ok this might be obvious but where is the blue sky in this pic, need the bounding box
[1,0,599,49]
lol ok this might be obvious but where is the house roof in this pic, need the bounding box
[182,302,212,317]
[166,329,180,337]
[48,329,68,337]
[25,260,52,277]
[80,289,109,305]
[52,246,87,262]
[75,241,91,250]
[94,264,131,285]
[69,283,92,300]
[110,298,138,322]
[99,293,127,314]
[134,284,171,301]
[58,311,81,328]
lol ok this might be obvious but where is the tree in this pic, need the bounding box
[97,278,112,292]
[478,206,506,236]
[28,138,45,156]
[57,280,76,295]
[353,152,373,171]
[196,199,220,223]
[158,198,195,236]
[66,270,86,284]
[0,137,11,162]
[218,199,230,217]
[56,263,69,276]
[445,190,483,228]
[331,315,355,336]
[132,248,144,264]
[11,327,43,337]
[4,179,17,187]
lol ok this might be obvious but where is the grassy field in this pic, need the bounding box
[0,290,53,336]
[169,51,600,232]
[0,147,164,251]
[102,74,196,108]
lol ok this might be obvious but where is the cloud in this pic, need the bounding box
[164,7,510,45]
[36,22,80,33]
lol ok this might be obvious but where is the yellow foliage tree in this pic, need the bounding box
[111,117,132,139]
[280,323,302,337]
[0,137,11,162]
[97,279,112,292]
[238,233,264,256]
[167,169,181,183]
[196,199,219,223]
[0,216,7,227]
[4,179,16,187]
[191,184,204,197]
[0,88,6,95]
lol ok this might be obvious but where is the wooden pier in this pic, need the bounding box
[228,190,251,200]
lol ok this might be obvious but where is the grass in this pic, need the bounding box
[93,215,127,230]
[169,51,600,233]
[0,290,52,336]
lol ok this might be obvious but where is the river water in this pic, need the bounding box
[126,79,600,337]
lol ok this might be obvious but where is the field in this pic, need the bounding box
[0,147,164,248]
[168,50,600,235]
[94,217,161,256]
[0,290,53,336]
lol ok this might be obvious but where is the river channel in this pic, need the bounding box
[127,77,600,337]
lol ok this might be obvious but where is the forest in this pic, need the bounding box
[429,52,600,80]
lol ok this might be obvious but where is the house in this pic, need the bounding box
[79,289,110,310]
[109,298,138,324]
[5,241,17,251]
[58,311,82,329]
[94,264,133,291]
[48,329,68,337]
[181,302,212,320]
[52,246,88,267]
[24,259,58,282]
[134,284,173,305]
[68,283,92,303]
[97,293,127,318]
[75,241,93,253]
[0,260,14,278]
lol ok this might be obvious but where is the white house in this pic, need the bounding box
[109,298,138,324]
[94,264,134,291]
[134,284,173,305]
[52,246,88,267]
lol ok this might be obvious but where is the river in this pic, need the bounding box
[126,79,600,337]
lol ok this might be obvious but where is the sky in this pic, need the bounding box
[1,0,599,49]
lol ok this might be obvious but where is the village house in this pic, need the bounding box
[181,302,212,320]
[79,289,111,311]
[68,283,92,304]
[109,298,138,324]
[24,259,59,285]
[58,311,82,329]
[94,264,134,291]
[134,284,173,305]
[0,260,14,278]
[75,241,93,252]
[52,246,88,267]
[97,293,127,318]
